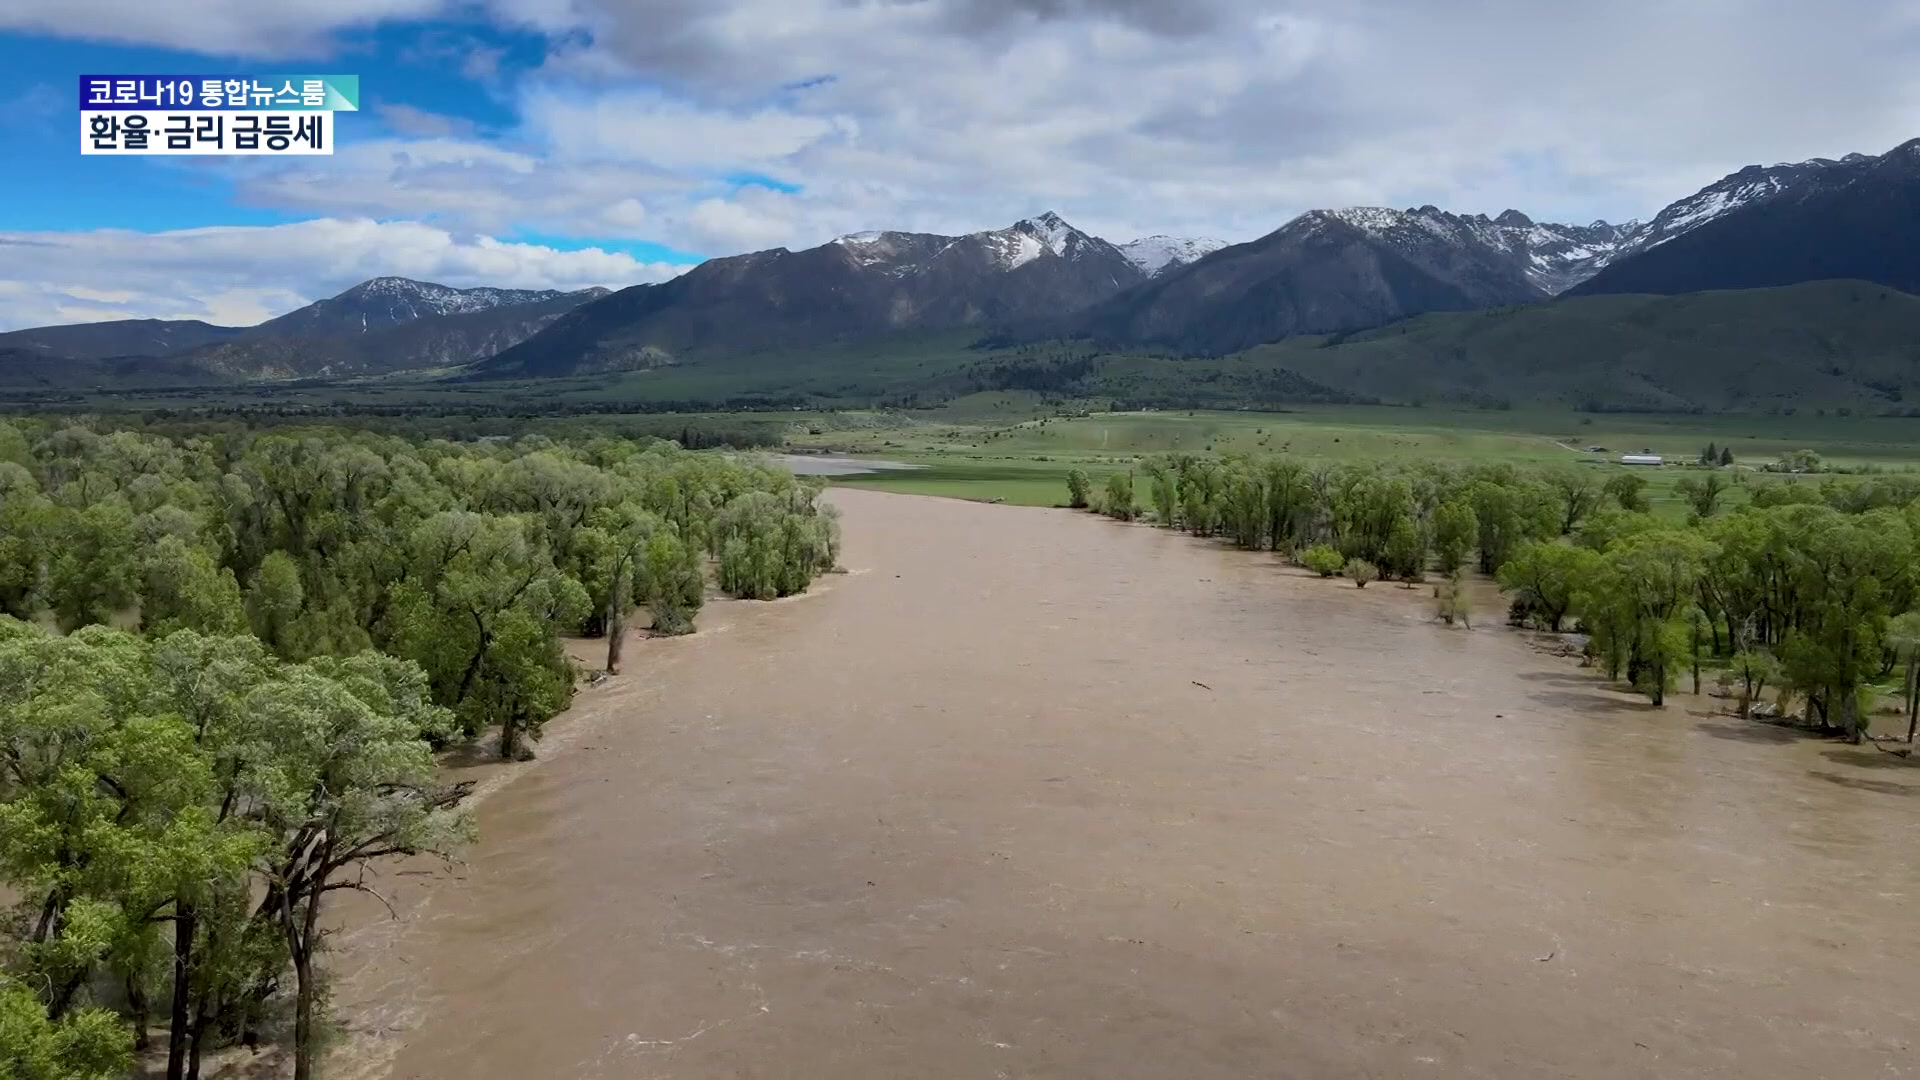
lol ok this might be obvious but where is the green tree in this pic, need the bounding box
[1065,468,1090,509]
[1603,472,1651,512]
[1103,471,1136,521]
[1383,517,1427,583]
[138,536,248,637]
[1496,542,1597,632]
[243,651,470,1080]
[1727,650,1781,718]
[1546,467,1600,535]
[0,980,130,1080]
[1430,500,1478,575]
[45,501,140,632]
[1675,473,1729,519]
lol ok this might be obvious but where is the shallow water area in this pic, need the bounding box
[315,488,1919,1080]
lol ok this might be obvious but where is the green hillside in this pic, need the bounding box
[1247,280,1920,411]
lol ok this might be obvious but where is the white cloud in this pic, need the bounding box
[0,220,691,331]
[6,0,1919,328]
[0,0,445,54]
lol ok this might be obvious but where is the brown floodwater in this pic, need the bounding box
[321,489,1920,1080]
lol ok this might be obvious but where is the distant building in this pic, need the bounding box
[1584,445,1608,453]
[1620,454,1663,466]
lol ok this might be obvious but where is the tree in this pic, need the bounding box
[0,980,130,1080]
[1430,500,1478,575]
[243,651,470,1080]
[1701,442,1719,466]
[1603,472,1651,513]
[1496,542,1597,632]
[1675,473,1728,519]
[1775,509,1910,740]
[1301,544,1344,577]
[243,551,305,657]
[1141,457,1177,526]
[385,512,588,755]
[1546,468,1600,535]
[1727,650,1781,718]
[1890,611,1920,741]
[44,501,140,632]
[1579,530,1714,705]
[1065,469,1090,509]
[638,529,704,638]
[0,463,51,618]
[1468,479,1555,574]
[1780,449,1823,474]
[139,536,248,638]
[1383,517,1427,583]
[1719,446,1735,467]
[1433,573,1471,627]
[1345,559,1379,588]
[1576,507,1660,553]
[1103,471,1136,521]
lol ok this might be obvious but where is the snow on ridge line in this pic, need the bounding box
[1118,235,1229,275]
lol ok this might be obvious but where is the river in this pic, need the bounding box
[322,488,1919,1079]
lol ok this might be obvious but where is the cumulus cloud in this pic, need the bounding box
[0,220,691,331]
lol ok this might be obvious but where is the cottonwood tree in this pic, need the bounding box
[1546,468,1601,535]
[1603,472,1651,512]
[1675,473,1729,519]
[1497,542,1597,632]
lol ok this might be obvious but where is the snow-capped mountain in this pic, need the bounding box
[481,212,1148,377]
[1300,206,1643,295]
[1573,138,1920,296]
[832,212,1138,277]
[258,277,611,338]
[1118,236,1230,277]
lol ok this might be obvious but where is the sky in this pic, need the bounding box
[0,0,1917,331]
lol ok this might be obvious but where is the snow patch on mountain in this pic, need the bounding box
[344,277,601,321]
[1119,235,1229,275]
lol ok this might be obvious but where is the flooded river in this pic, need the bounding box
[329,489,1919,1079]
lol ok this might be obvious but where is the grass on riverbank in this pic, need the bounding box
[793,399,1920,512]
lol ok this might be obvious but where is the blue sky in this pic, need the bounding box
[0,0,1914,330]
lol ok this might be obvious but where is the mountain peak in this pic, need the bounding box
[1494,209,1534,227]
[344,276,441,296]
[1118,235,1229,276]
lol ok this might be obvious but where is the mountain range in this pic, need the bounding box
[0,279,610,386]
[4,137,1919,411]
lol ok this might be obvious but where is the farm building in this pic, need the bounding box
[1620,454,1664,466]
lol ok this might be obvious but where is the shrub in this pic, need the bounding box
[1301,544,1344,577]
[1345,559,1379,588]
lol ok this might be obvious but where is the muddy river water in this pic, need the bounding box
[326,489,1919,1079]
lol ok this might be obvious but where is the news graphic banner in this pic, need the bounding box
[78,75,359,155]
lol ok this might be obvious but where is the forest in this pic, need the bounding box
[1072,454,1920,738]
[0,417,840,1080]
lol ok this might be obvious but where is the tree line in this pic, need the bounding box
[0,417,839,1079]
[1072,453,1920,738]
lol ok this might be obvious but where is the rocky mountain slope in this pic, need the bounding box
[1572,138,1920,296]
[1069,205,1641,355]
[477,213,1146,378]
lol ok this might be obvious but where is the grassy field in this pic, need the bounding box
[788,398,1920,512]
